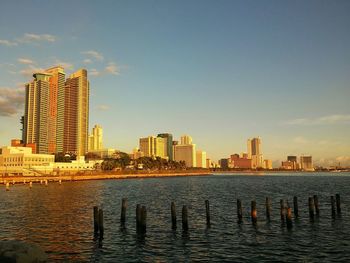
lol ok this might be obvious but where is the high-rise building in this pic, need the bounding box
[247,137,263,168]
[88,124,103,151]
[181,135,192,145]
[139,136,166,159]
[157,133,173,161]
[63,69,89,156]
[196,150,207,168]
[174,135,196,167]
[300,156,314,171]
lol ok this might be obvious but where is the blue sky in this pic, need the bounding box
[0,0,349,166]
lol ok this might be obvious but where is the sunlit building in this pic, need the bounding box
[157,133,173,161]
[139,136,166,159]
[300,155,314,171]
[88,124,103,151]
[263,159,273,170]
[174,136,196,167]
[63,69,89,157]
[247,137,263,168]
[230,154,252,169]
[196,150,207,168]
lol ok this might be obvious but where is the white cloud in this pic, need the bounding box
[19,33,56,43]
[293,136,309,144]
[53,60,74,71]
[83,59,92,64]
[105,62,120,75]
[81,50,104,61]
[19,65,45,77]
[17,58,35,65]
[96,104,110,111]
[285,114,350,125]
[0,87,25,117]
[0,39,18,47]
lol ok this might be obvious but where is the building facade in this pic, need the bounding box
[196,150,207,168]
[88,124,103,151]
[157,133,173,161]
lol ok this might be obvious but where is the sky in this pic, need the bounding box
[0,0,349,166]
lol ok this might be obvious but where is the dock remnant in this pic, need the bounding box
[182,205,189,231]
[171,202,177,230]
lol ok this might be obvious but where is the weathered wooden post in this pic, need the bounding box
[171,202,177,230]
[313,195,320,216]
[280,199,285,222]
[308,197,315,220]
[59,179,62,185]
[136,204,141,232]
[140,206,147,233]
[93,206,99,235]
[182,205,189,231]
[29,181,32,189]
[251,200,257,224]
[336,194,341,214]
[293,196,299,219]
[45,180,48,186]
[331,196,336,218]
[237,199,243,223]
[6,182,10,191]
[265,197,271,221]
[120,198,127,227]
[286,206,293,229]
[205,200,211,227]
[98,209,104,240]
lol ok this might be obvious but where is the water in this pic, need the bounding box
[1,173,350,262]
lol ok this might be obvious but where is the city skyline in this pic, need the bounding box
[0,0,349,166]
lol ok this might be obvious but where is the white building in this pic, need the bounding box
[88,124,103,151]
[196,150,207,168]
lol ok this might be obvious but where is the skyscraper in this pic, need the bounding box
[139,136,166,159]
[157,133,173,161]
[174,135,196,167]
[247,137,263,168]
[63,69,89,156]
[24,70,61,154]
[88,124,103,151]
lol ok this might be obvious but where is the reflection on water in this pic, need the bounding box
[0,173,350,262]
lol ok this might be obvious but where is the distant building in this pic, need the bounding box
[196,150,207,168]
[174,135,196,167]
[300,156,314,171]
[206,158,214,168]
[157,133,173,161]
[88,124,103,151]
[230,154,252,169]
[87,148,116,159]
[287,156,297,162]
[281,161,295,170]
[263,159,273,170]
[247,137,263,168]
[139,136,166,159]
[219,158,231,169]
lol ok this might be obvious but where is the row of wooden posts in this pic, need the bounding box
[4,179,62,191]
[93,194,342,239]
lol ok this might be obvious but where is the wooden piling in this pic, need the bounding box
[280,199,285,222]
[45,180,48,186]
[205,200,210,227]
[136,204,141,232]
[120,198,127,227]
[251,200,257,224]
[182,205,189,231]
[29,182,32,189]
[171,202,177,230]
[59,179,62,185]
[308,197,315,220]
[286,206,293,229]
[293,196,299,219]
[336,194,341,214]
[331,196,336,218]
[265,197,271,221]
[237,199,243,223]
[313,195,320,216]
[6,182,10,191]
[140,206,147,233]
[98,209,104,240]
[93,206,99,234]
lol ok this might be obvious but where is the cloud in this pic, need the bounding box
[89,69,101,76]
[293,136,309,144]
[96,104,110,111]
[105,62,120,75]
[19,33,56,43]
[81,50,104,61]
[83,59,92,64]
[285,114,350,125]
[0,87,25,117]
[53,60,74,71]
[0,39,18,47]
[17,58,35,65]
[19,65,45,77]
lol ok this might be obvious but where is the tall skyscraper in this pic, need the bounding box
[88,124,103,151]
[23,68,66,154]
[181,135,192,145]
[139,136,166,159]
[174,135,196,167]
[64,69,89,156]
[157,133,173,161]
[247,137,263,168]
[300,156,314,171]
